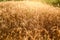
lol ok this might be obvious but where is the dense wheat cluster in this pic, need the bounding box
[0,1,60,40]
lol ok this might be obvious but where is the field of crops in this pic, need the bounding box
[0,1,60,40]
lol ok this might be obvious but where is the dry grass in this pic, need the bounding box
[0,1,60,40]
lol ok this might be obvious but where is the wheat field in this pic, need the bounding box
[0,1,60,40]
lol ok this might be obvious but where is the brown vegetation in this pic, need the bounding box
[0,1,60,40]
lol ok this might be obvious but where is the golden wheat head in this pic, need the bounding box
[0,1,60,40]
